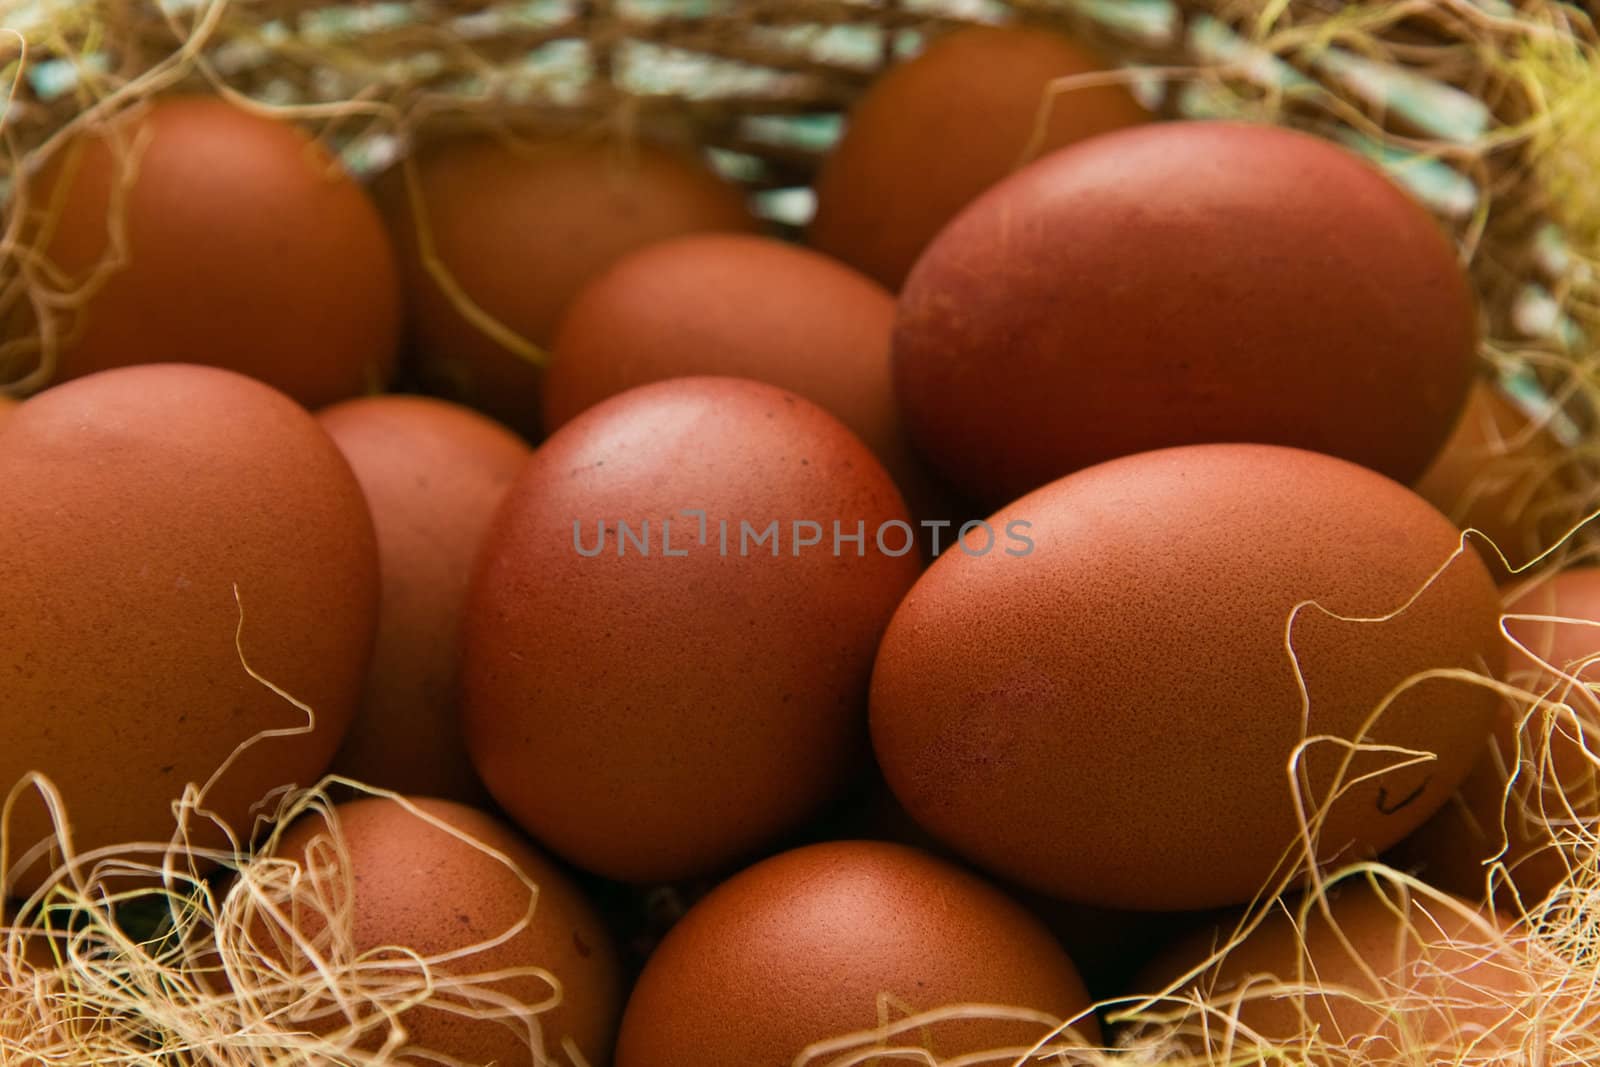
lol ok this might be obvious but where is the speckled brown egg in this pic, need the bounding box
[1396,567,1600,906]
[894,120,1479,507]
[11,97,400,408]
[871,444,1502,911]
[1413,380,1574,580]
[614,840,1100,1067]
[809,24,1148,290]
[1133,881,1536,1060]
[831,771,1207,999]
[543,233,944,520]
[462,377,922,883]
[0,364,378,896]
[262,796,622,1066]
[380,138,755,435]
[318,396,529,804]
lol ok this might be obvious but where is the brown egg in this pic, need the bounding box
[1413,380,1575,580]
[895,120,1478,507]
[381,138,756,435]
[260,796,622,1066]
[1133,881,1535,1060]
[615,841,1099,1067]
[809,24,1148,290]
[1396,567,1600,906]
[317,396,529,804]
[0,365,378,896]
[462,377,922,882]
[871,444,1502,911]
[829,770,1205,999]
[11,97,400,408]
[544,233,944,520]
[1505,566,1600,685]
[0,394,16,429]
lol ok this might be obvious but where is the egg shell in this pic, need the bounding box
[832,771,1207,999]
[12,97,400,408]
[1413,380,1575,580]
[870,443,1502,911]
[317,396,530,804]
[614,840,1100,1067]
[894,120,1479,507]
[0,364,378,896]
[462,377,922,883]
[544,233,947,522]
[1133,882,1534,1060]
[1395,567,1600,906]
[808,24,1148,290]
[381,139,756,435]
[263,796,622,1066]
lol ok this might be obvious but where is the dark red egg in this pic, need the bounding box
[462,377,921,883]
[894,120,1478,506]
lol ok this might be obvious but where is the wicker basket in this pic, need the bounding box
[4,1,1600,1064]
[4,0,1599,402]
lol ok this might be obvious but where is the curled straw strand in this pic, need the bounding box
[10,477,1600,1065]
[0,590,575,1066]
[7,2,1600,1065]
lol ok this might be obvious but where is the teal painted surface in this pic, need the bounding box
[3,0,1572,352]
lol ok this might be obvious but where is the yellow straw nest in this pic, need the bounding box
[1,779,567,1066]
[5,609,1600,1063]
[9,1,1600,1065]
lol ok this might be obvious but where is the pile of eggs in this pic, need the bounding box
[0,21,1589,1067]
